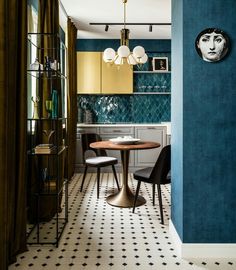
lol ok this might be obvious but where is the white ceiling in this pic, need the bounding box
[60,0,171,39]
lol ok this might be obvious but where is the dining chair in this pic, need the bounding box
[132,145,171,224]
[80,133,120,198]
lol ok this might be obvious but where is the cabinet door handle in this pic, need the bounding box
[147,127,156,130]
[112,130,122,132]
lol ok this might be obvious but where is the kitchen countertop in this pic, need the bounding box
[77,122,171,135]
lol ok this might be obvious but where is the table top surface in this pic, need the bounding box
[90,141,160,151]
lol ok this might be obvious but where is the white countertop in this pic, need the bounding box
[77,122,171,135]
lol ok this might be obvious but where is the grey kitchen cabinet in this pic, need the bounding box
[135,126,167,167]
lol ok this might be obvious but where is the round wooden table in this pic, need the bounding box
[90,141,160,208]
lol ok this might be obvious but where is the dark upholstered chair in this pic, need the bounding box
[132,145,171,224]
[80,133,120,198]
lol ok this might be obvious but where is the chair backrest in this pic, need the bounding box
[150,145,171,184]
[81,133,107,162]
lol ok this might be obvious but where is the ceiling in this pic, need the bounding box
[60,0,171,39]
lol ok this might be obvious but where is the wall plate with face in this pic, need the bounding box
[195,28,230,62]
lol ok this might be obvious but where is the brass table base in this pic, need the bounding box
[106,186,146,208]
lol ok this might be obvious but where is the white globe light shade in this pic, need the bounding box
[133,46,145,59]
[127,54,137,65]
[139,53,148,64]
[103,48,116,62]
[117,45,130,58]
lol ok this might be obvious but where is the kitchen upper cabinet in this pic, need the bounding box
[102,61,133,94]
[77,52,101,94]
[77,52,133,94]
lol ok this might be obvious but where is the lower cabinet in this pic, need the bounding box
[135,126,167,167]
[76,125,168,172]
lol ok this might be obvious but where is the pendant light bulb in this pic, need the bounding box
[133,46,145,59]
[139,53,148,64]
[103,48,116,62]
[117,45,130,58]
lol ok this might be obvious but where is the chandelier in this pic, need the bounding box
[103,0,148,66]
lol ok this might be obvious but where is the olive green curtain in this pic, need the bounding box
[0,0,27,268]
[67,18,77,181]
[38,0,60,117]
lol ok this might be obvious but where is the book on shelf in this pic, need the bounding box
[34,145,56,154]
[35,144,53,149]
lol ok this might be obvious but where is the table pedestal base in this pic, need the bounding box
[106,186,146,208]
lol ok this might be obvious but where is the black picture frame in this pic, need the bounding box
[152,57,168,72]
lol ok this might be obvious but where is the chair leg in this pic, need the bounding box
[152,184,155,206]
[111,165,120,191]
[132,181,141,213]
[97,167,100,199]
[157,184,164,224]
[80,165,88,192]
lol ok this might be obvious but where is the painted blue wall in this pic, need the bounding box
[171,0,183,241]
[76,39,171,52]
[172,0,236,243]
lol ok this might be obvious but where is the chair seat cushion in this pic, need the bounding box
[133,167,153,183]
[85,156,118,166]
[134,167,171,184]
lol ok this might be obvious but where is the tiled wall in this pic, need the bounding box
[77,41,171,124]
[78,94,170,123]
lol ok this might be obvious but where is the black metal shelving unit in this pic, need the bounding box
[26,33,68,247]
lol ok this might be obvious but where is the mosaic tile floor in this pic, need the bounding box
[10,173,236,270]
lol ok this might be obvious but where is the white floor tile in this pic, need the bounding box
[9,173,236,270]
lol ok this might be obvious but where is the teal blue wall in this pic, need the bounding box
[171,0,183,241]
[77,39,171,123]
[172,0,236,243]
[76,39,171,52]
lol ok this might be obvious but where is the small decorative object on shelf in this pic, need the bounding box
[43,129,55,144]
[50,59,58,70]
[30,58,43,71]
[45,56,52,77]
[45,100,53,118]
[31,96,40,119]
[51,90,58,118]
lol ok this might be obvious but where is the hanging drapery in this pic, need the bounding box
[67,18,78,181]
[0,0,27,267]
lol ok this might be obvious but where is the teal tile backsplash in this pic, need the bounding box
[78,94,170,123]
[77,52,171,124]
